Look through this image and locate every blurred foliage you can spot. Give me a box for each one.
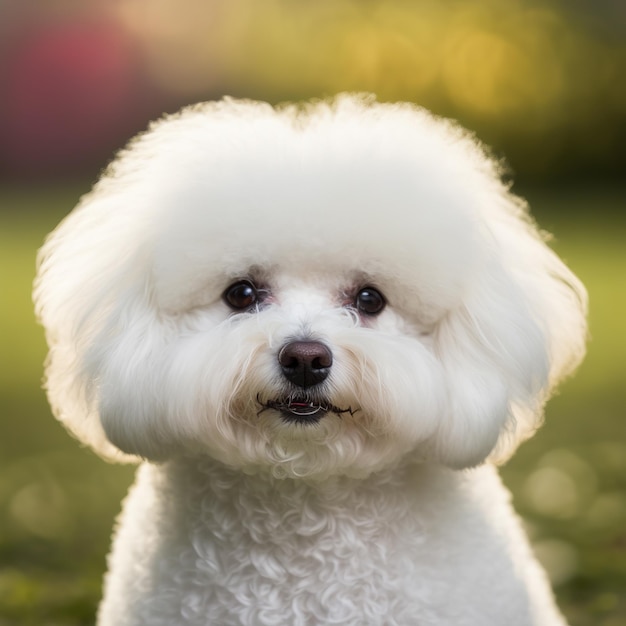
[1,0,625,180]
[0,184,625,624]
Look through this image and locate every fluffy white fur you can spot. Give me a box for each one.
[34,95,587,625]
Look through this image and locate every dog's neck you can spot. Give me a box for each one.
[162,454,418,499]
[139,455,427,539]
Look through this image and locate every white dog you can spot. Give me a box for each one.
[34,95,587,625]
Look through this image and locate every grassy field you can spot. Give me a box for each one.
[0,184,624,625]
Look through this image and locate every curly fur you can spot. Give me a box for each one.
[34,95,587,625]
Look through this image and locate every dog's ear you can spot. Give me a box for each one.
[33,187,151,463]
[427,193,587,469]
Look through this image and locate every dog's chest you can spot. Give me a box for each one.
[98,461,549,626]
[105,460,435,625]
[174,462,424,624]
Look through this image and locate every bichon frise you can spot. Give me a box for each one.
[34,95,587,626]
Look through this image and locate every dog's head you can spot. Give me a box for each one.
[34,96,587,479]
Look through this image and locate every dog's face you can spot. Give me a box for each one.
[34,96,587,479]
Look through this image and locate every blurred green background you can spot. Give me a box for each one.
[1,1,624,625]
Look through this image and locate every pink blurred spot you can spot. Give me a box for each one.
[2,19,149,176]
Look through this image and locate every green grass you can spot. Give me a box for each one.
[1,184,625,625]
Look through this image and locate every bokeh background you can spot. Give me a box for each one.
[1,1,624,624]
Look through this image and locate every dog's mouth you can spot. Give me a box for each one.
[257,395,357,425]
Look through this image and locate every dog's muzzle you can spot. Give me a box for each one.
[254,341,342,424]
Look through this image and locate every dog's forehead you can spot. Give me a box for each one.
[149,181,482,317]
[141,107,490,314]
[153,156,479,254]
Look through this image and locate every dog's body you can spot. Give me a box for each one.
[35,96,586,625]
[99,460,565,626]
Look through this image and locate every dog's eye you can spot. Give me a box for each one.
[223,280,258,310]
[355,287,386,315]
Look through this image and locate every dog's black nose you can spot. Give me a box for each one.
[278,341,333,388]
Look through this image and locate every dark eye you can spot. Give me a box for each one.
[355,287,386,315]
[223,280,258,310]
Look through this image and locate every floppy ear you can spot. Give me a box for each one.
[33,186,150,463]
[428,191,587,469]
